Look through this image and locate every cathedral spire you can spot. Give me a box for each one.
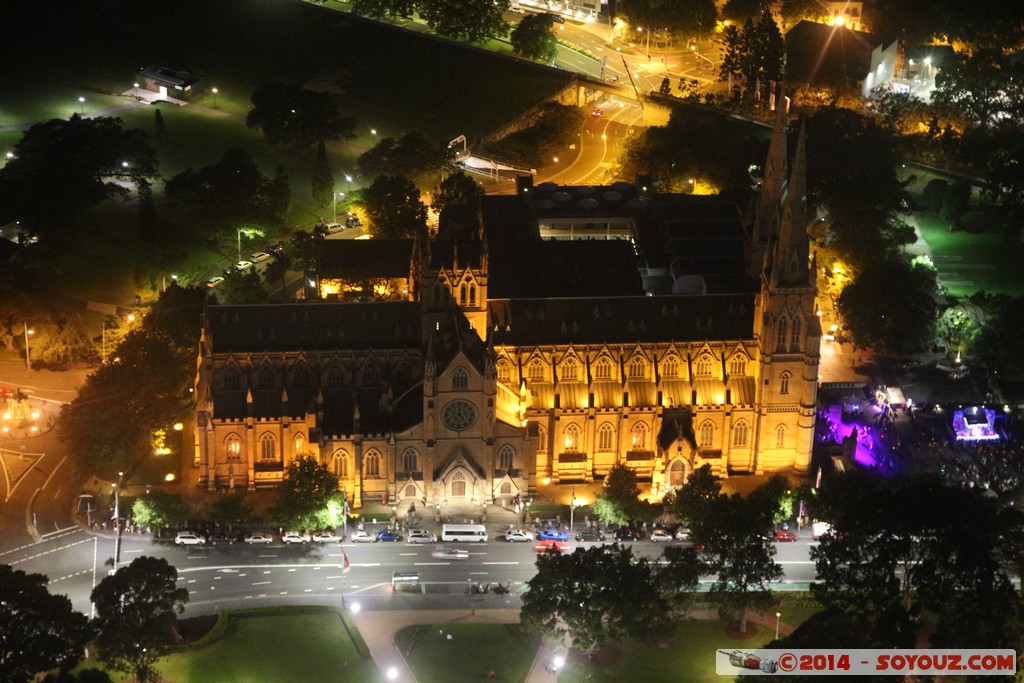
[772,121,810,288]
[752,84,789,247]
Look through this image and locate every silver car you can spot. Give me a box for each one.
[407,530,436,543]
[244,532,273,544]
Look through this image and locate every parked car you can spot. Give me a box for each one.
[244,532,273,544]
[311,531,341,543]
[345,215,362,228]
[546,12,565,23]
[431,547,470,560]
[613,528,645,542]
[537,528,569,542]
[575,529,605,542]
[377,529,402,542]
[174,532,206,545]
[250,251,270,263]
[674,527,691,541]
[649,529,674,543]
[235,260,253,271]
[773,529,798,542]
[505,529,536,543]
[207,532,236,545]
[282,531,310,544]
[407,529,437,544]
[326,222,344,234]
[350,530,376,543]
[535,540,568,553]
[206,276,225,288]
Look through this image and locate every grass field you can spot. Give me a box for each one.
[397,623,539,683]
[85,607,379,683]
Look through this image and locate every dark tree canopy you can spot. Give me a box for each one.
[362,174,428,239]
[718,12,784,101]
[510,13,558,63]
[91,556,189,683]
[357,132,448,178]
[246,82,356,150]
[592,461,648,525]
[670,463,722,523]
[350,0,416,19]
[431,170,481,214]
[418,0,509,44]
[837,258,937,355]
[131,492,188,529]
[870,0,1024,48]
[0,565,92,682]
[0,115,158,235]
[932,49,1024,128]
[311,139,334,208]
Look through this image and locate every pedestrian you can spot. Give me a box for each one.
[488,670,496,679]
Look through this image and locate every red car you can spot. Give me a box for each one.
[591,108,604,118]
[535,540,568,553]
[773,530,798,542]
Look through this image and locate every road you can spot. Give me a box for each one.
[1,526,820,617]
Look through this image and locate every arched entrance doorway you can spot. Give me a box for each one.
[668,458,689,488]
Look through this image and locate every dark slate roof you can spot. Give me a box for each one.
[138,65,203,87]
[487,294,755,346]
[316,239,413,280]
[207,302,421,354]
[649,197,749,293]
[481,196,643,299]
[784,21,880,88]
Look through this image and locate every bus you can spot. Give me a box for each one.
[441,524,488,543]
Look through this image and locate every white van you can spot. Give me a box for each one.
[441,524,488,542]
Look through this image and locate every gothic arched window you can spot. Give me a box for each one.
[628,356,646,379]
[332,449,349,477]
[364,449,381,477]
[598,422,615,450]
[259,433,276,461]
[663,357,679,377]
[223,367,240,390]
[699,421,714,448]
[776,317,788,352]
[594,358,612,380]
[780,372,791,395]
[776,425,786,448]
[561,358,579,381]
[497,360,512,382]
[528,359,545,381]
[790,316,802,352]
[498,444,515,470]
[225,433,241,461]
[452,367,468,390]
[631,422,649,450]
[402,447,418,472]
[563,423,581,451]
[733,421,749,446]
[258,366,275,389]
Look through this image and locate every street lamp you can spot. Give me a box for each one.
[569,487,582,533]
[78,97,85,115]
[775,612,781,640]
[133,82,139,99]
[23,323,33,370]
[333,191,345,223]
[212,87,219,109]
[113,472,125,571]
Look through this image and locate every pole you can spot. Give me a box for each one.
[91,536,98,618]
[569,486,575,533]
[113,473,124,571]
[237,229,241,264]
[775,612,781,640]
[102,322,106,361]
[23,322,31,370]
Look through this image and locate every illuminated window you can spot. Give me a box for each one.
[790,317,802,352]
[498,444,515,470]
[780,372,791,395]
[452,367,468,389]
[564,423,581,451]
[293,432,305,454]
[225,433,241,461]
[364,449,381,477]
[729,356,747,376]
[402,448,418,472]
[459,284,467,306]
[259,433,276,461]
[561,358,579,381]
[223,367,240,390]
[451,470,466,497]
[776,318,788,352]
[776,425,786,448]
[699,421,714,448]
[663,357,679,377]
[497,360,512,382]
[528,359,545,381]
[628,356,646,378]
[469,283,477,306]
[598,422,615,450]
[631,422,649,450]
[594,358,612,380]
[333,449,349,477]
[733,421,748,446]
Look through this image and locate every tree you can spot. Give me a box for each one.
[30,313,92,366]
[431,170,481,214]
[361,174,428,239]
[721,0,770,24]
[975,295,1024,383]
[91,556,189,683]
[311,140,334,208]
[418,0,509,44]
[273,454,343,530]
[837,258,937,355]
[152,108,169,144]
[510,13,558,63]
[779,0,829,28]
[246,82,356,150]
[717,12,782,102]
[357,132,448,178]
[940,179,971,231]
[522,544,672,651]
[350,0,415,19]
[205,492,256,530]
[0,565,92,682]
[659,77,671,95]
[669,463,721,523]
[592,462,647,525]
[0,115,158,236]
[694,484,782,634]
[932,49,1024,128]
[921,178,948,213]
[131,492,188,530]
[216,266,267,304]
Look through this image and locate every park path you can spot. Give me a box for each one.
[352,607,797,682]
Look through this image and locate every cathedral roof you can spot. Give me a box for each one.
[314,239,414,280]
[487,294,754,346]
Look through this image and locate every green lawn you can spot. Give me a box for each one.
[397,623,539,683]
[913,212,1024,298]
[557,620,774,683]
[87,608,378,683]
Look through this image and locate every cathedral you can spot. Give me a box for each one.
[192,100,819,509]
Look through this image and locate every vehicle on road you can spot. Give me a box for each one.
[432,547,470,560]
[174,532,206,545]
[546,12,565,23]
[591,108,604,117]
[377,529,403,542]
[538,528,569,542]
[326,222,344,234]
[674,527,691,540]
[206,276,225,288]
[535,540,568,553]
[773,530,798,542]
[811,521,831,541]
[407,529,436,543]
[235,260,253,271]
[575,529,605,542]
[311,531,341,543]
[207,532,235,545]
[350,530,376,543]
[650,529,673,542]
[345,215,362,228]
[282,531,310,544]
[613,528,645,542]
[441,523,488,542]
[250,251,270,263]
[505,529,535,542]
[244,532,273,544]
